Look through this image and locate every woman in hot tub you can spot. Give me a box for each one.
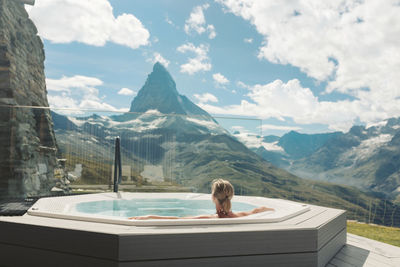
[128,179,274,220]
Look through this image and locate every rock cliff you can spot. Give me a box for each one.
[0,0,57,198]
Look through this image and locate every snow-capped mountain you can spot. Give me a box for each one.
[128,62,214,120]
[247,119,400,199]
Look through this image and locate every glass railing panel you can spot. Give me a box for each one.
[50,108,181,193]
[1,105,400,227]
[0,106,265,197]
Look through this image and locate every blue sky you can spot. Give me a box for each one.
[25,0,400,136]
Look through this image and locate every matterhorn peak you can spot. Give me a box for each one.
[128,63,212,120]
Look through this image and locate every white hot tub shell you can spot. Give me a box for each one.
[27,192,310,226]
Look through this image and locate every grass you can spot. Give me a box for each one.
[347,221,400,247]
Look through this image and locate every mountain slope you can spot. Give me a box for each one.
[278,131,343,159]
[236,131,342,168]
[287,122,400,199]
[243,119,400,200]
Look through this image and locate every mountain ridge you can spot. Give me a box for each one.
[249,120,400,200]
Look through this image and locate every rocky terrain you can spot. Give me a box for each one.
[0,0,57,198]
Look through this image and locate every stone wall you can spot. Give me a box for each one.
[0,0,57,198]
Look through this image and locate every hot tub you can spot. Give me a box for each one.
[28,192,310,226]
[3,192,346,266]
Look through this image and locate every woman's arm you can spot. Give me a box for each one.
[182,214,218,219]
[128,207,273,220]
[234,206,274,217]
[129,214,218,220]
[129,215,180,220]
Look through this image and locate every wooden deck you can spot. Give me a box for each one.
[0,199,346,267]
[328,233,400,267]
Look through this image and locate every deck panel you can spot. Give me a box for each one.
[317,228,346,267]
[118,253,317,267]
[335,251,393,267]
[300,207,344,228]
[279,204,327,225]
[336,245,370,265]
[347,234,400,257]
[0,221,119,260]
[330,257,355,267]
[0,242,117,267]
[0,241,318,267]
[119,229,316,261]
[328,234,400,267]
[317,210,346,249]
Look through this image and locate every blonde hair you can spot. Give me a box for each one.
[211,179,234,214]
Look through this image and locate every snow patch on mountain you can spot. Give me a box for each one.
[366,120,386,128]
[233,133,284,152]
[185,117,227,134]
[341,134,393,163]
[140,109,163,117]
[263,141,285,152]
[68,116,84,127]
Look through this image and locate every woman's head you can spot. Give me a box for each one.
[211,179,234,213]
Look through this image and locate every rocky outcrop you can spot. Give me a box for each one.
[0,0,57,198]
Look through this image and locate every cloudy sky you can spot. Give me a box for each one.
[26,0,400,136]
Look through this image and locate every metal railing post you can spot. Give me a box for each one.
[113,137,122,192]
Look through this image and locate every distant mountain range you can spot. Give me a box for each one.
[50,62,399,225]
[239,120,400,201]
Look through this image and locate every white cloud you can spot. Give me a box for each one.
[26,0,149,49]
[184,4,208,35]
[146,52,170,67]
[216,0,400,131]
[46,75,103,93]
[184,4,217,39]
[46,75,127,114]
[260,124,302,132]
[237,81,250,89]
[198,79,371,132]
[244,38,253,43]
[118,88,136,96]
[207,25,217,39]
[194,93,218,103]
[213,73,229,85]
[79,99,125,111]
[47,94,81,114]
[177,43,212,74]
[165,15,174,26]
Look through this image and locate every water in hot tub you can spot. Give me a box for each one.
[75,198,257,218]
